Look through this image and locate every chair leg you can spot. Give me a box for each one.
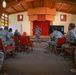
[26,45,30,53]
[11,50,15,58]
[31,44,33,51]
[54,46,58,55]
[72,49,75,64]
[4,53,7,59]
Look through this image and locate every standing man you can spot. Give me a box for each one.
[33,26,42,43]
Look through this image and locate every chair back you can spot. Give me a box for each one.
[23,32,26,36]
[26,36,30,42]
[57,37,66,45]
[19,36,28,45]
[12,36,19,44]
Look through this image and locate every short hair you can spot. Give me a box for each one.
[9,28,12,32]
[69,23,75,29]
[53,27,57,30]
[0,28,3,31]
[4,26,8,31]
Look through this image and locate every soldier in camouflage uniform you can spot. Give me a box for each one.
[62,23,76,52]
[8,28,14,38]
[0,27,15,47]
[45,27,63,53]
[62,23,76,74]
[33,26,42,43]
[0,29,5,71]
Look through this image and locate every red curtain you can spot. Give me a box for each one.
[33,21,50,36]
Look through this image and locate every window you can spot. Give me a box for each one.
[17,15,23,21]
[60,15,66,21]
[1,13,9,27]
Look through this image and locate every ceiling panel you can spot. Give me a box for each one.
[44,0,53,7]
[51,2,62,11]
[32,0,41,8]
[13,4,24,11]
[6,7,17,13]
[21,2,28,10]
[25,2,33,9]
[59,3,72,12]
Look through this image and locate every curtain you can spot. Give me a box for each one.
[33,21,50,36]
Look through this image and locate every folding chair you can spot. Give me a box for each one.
[23,32,26,36]
[12,36,20,51]
[19,36,33,52]
[26,36,33,51]
[0,38,15,58]
[54,37,66,55]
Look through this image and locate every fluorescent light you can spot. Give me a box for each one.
[2,0,6,8]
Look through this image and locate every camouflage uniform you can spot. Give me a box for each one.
[33,27,42,43]
[9,31,14,38]
[62,29,76,50]
[0,52,4,70]
[46,30,63,52]
[0,29,15,47]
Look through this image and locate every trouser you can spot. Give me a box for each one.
[3,40,15,47]
[0,52,4,70]
[36,35,40,43]
[46,40,57,52]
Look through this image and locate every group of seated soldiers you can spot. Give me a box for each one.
[44,23,76,73]
[0,26,15,71]
[45,23,76,53]
[0,27,15,47]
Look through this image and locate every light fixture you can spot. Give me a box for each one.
[61,15,64,19]
[2,0,6,8]
[20,15,22,19]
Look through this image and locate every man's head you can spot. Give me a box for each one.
[0,28,3,31]
[4,26,8,31]
[68,23,75,30]
[9,28,12,32]
[53,27,57,31]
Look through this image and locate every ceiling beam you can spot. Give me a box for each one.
[20,4,26,11]
[67,6,73,13]
[30,2,34,8]
[16,0,34,2]
[41,0,43,7]
[50,1,54,8]
[4,11,10,15]
[58,3,63,11]
[11,7,18,13]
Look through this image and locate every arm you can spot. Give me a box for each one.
[66,32,74,43]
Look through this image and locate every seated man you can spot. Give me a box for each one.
[44,27,63,53]
[14,29,21,37]
[61,23,76,73]
[62,23,76,53]
[0,27,15,47]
